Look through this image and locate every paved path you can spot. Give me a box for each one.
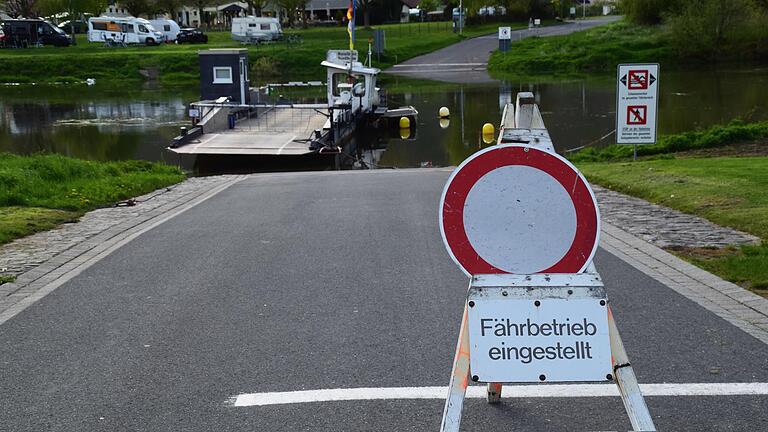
[386,17,622,83]
[1,169,768,431]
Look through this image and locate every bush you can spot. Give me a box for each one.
[621,0,683,24]
[665,0,768,60]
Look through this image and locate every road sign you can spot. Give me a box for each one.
[439,145,599,276]
[467,283,611,383]
[616,63,659,144]
[498,27,511,40]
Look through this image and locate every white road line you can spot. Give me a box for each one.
[230,383,768,407]
[393,63,486,67]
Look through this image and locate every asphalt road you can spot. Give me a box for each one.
[2,169,768,431]
[386,17,622,83]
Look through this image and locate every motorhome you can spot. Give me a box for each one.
[231,17,282,43]
[87,16,165,45]
[149,19,180,42]
[0,19,71,47]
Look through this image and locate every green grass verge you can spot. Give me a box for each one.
[488,21,672,79]
[569,120,768,162]
[0,153,185,245]
[576,156,768,292]
[0,21,537,85]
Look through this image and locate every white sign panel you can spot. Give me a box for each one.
[326,50,358,64]
[570,6,576,14]
[188,108,200,118]
[616,63,659,144]
[468,296,611,382]
[534,19,541,26]
[498,27,511,40]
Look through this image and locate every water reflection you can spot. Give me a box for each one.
[1,67,766,170]
[0,84,195,161]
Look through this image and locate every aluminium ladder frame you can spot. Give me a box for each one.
[438,273,656,432]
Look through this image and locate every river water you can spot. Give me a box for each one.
[1,67,767,171]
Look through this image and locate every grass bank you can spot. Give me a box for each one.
[488,21,672,79]
[0,153,185,246]
[569,120,768,162]
[0,21,533,85]
[571,123,768,293]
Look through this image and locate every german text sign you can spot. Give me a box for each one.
[616,63,659,144]
[467,292,611,383]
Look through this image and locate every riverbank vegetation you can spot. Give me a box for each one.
[0,21,532,85]
[488,0,768,78]
[0,153,185,245]
[572,122,768,294]
[569,120,768,162]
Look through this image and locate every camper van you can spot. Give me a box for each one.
[231,17,282,43]
[87,16,165,45]
[0,19,71,47]
[149,19,180,42]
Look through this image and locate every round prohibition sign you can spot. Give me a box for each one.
[439,145,600,276]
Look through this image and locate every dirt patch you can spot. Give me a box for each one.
[674,141,768,158]
[666,245,741,259]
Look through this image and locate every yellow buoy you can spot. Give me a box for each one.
[482,123,495,136]
[439,118,450,129]
[439,107,450,118]
[399,128,411,139]
[399,116,411,129]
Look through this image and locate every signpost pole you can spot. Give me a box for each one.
[634,143,637,161]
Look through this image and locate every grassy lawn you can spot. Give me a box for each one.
[0,153,185,245]
[0,20,538,85]
[575,155,768,293]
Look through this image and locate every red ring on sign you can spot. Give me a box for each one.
[440,145,598,275]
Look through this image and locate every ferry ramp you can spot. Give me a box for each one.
[170,105,328,156]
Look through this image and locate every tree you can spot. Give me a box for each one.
[2,0,41,17]
[154,0,182,19]
[278,0,304,27]
[39,0,106,45]
[419,0,438,13]
[357,0,374,28]
[244,0,267,15]
[187,0,210,27]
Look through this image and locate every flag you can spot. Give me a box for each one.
[347,1,355,50]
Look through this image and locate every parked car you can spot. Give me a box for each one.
[1,19,71,47]
[58,20,88,34]
[231,17,282,43]
[149,19,180,42]
[87,16,165,45]
[176,27,208,44]
[0,27,5,47]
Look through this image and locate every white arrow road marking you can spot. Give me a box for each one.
[229,383,768,407]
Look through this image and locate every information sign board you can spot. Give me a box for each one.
[467,291,611,383]
[616,63,659,144]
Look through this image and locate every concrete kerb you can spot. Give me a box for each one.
[0,175,246,326]
[601,221,768,345]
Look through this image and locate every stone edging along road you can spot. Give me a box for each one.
[0,170,766,344]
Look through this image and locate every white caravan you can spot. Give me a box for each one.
[231,17,282,43]
[87,16,165,45]
[149,19,181,42]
